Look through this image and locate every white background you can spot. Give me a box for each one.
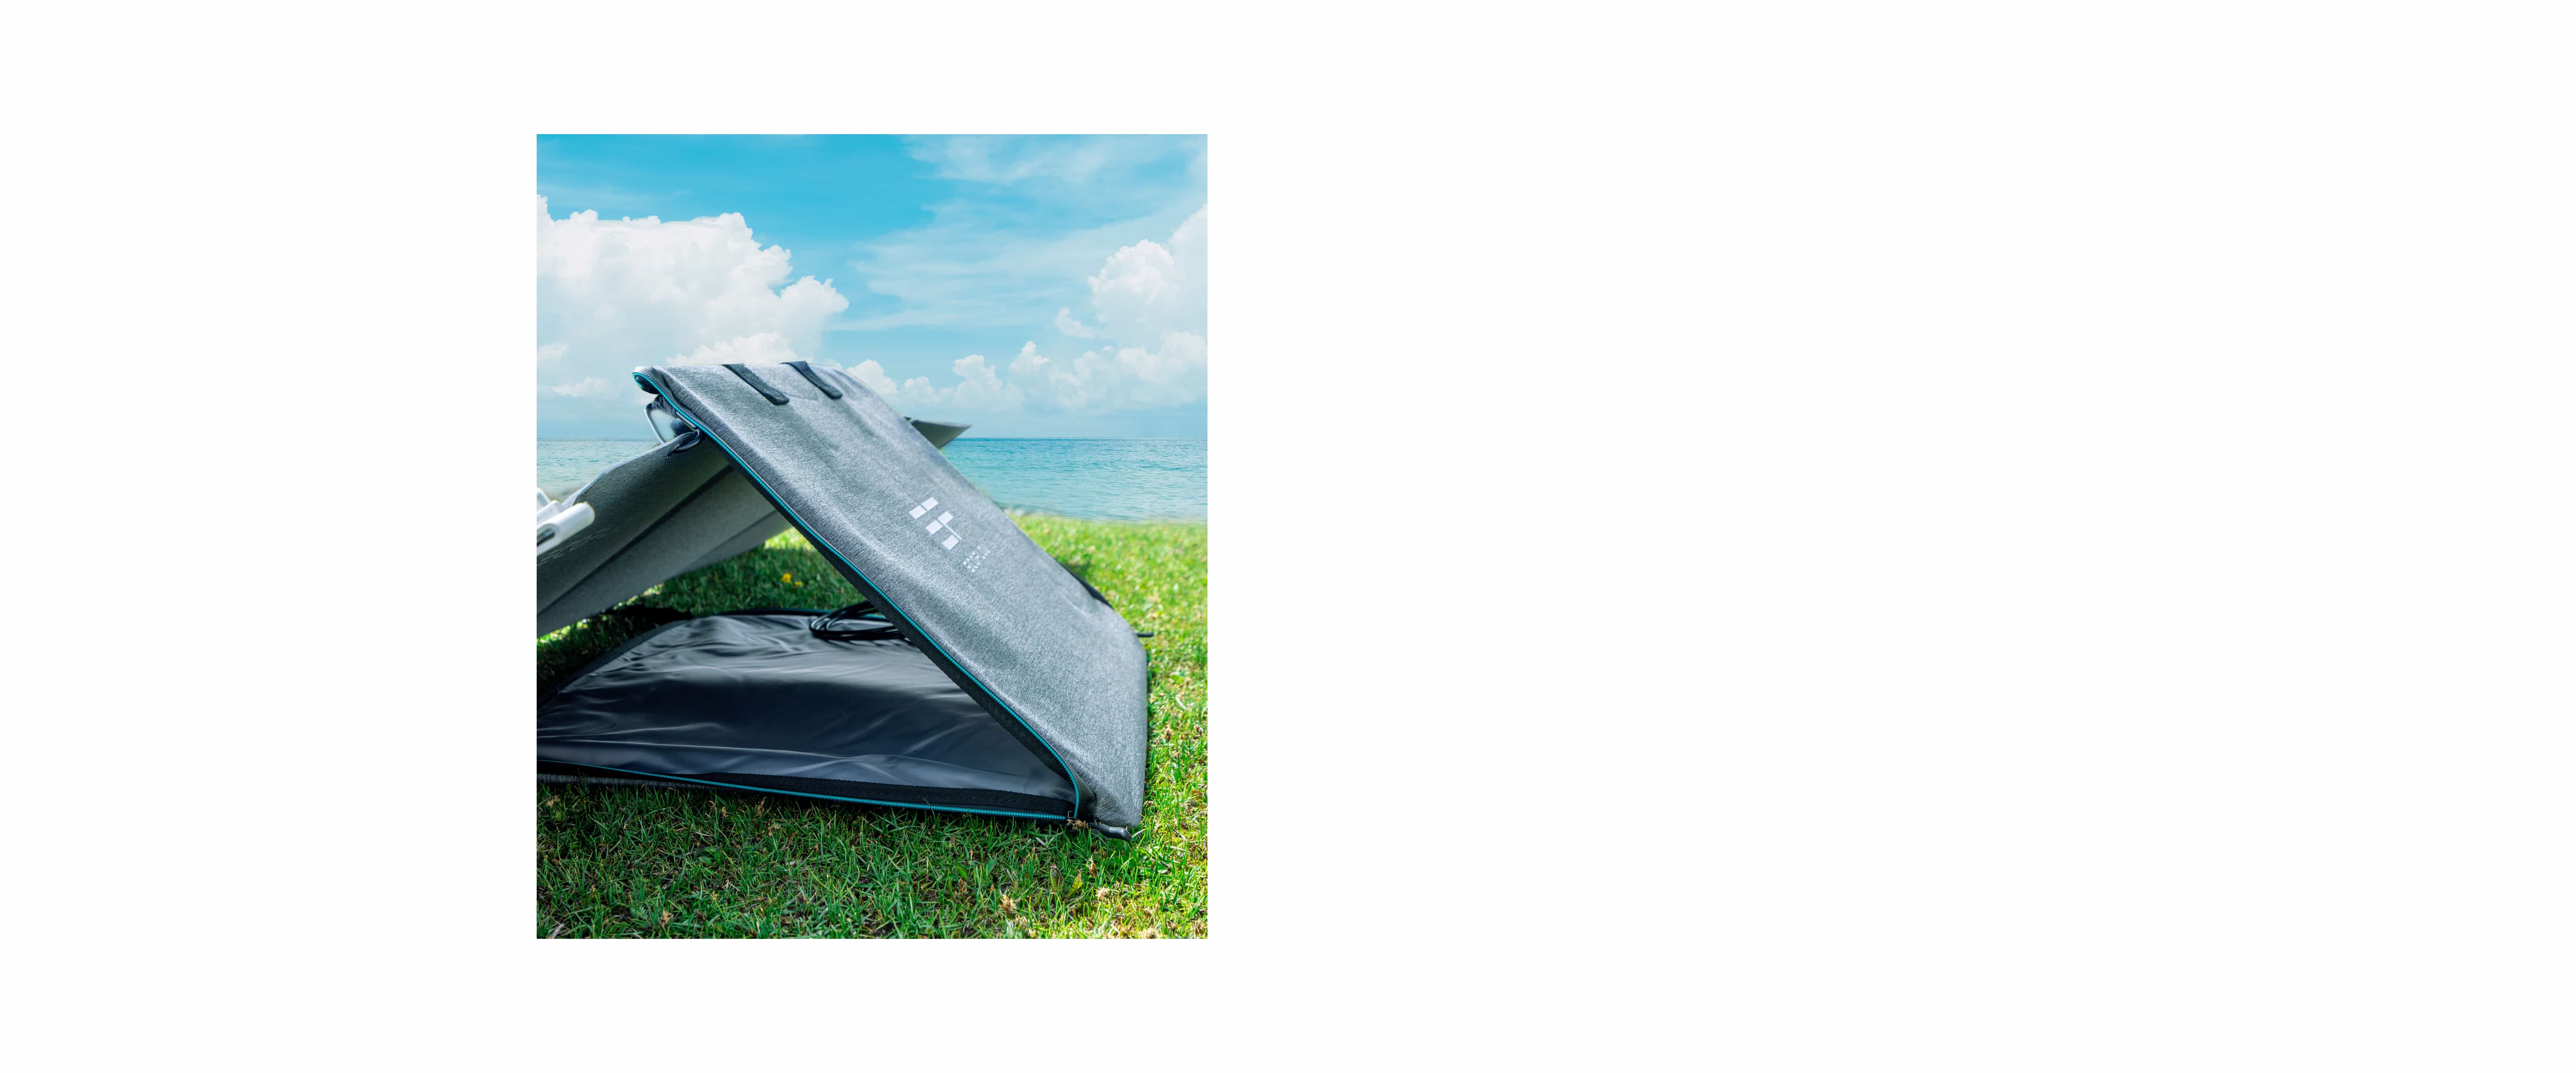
[3,3,2567,1067]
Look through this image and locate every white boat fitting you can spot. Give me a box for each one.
[536,489,596,556]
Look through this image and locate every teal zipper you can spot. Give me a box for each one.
[570,765,1069,821]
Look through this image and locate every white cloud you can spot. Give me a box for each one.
[842,359,900,397]
[907,135,1201,193]
[835,138,1202,337]
[672,331,801,366]
[858,206,1208,416]
[535,186,1204,427]
[536,195,849,424]
[835,205,1195,333]
[1088,205,1205,347]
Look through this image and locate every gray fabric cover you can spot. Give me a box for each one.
[536,444,787,636]
[636,362,1149,830]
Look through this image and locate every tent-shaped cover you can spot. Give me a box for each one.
[536,361,1148,836]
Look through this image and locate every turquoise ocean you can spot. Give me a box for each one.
[538,438,1206,523]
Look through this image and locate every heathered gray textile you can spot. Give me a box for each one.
[637,362,1149,829]
[542,467,782,636]
[537,418,956,637]
[674,510,792,575]
[538,441,734,635]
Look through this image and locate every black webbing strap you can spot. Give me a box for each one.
[722,363,791,405]
[809,602,904,642]
[785,360,844,399]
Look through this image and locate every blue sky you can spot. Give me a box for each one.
[537,135,1206,438]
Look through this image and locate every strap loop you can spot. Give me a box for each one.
[809,602,903,642]
[786,360,844,399]
[723,363,791,405]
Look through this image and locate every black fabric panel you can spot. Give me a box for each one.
[537,613,1075,805]
[537,616,694,706]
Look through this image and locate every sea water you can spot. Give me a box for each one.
[537,438,1206,522]
[537,440,661,501]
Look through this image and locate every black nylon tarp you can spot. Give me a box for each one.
[540,613,1078,817]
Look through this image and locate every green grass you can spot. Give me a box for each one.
[536,515,1207,938]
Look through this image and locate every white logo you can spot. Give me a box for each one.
[908,496,960,550]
